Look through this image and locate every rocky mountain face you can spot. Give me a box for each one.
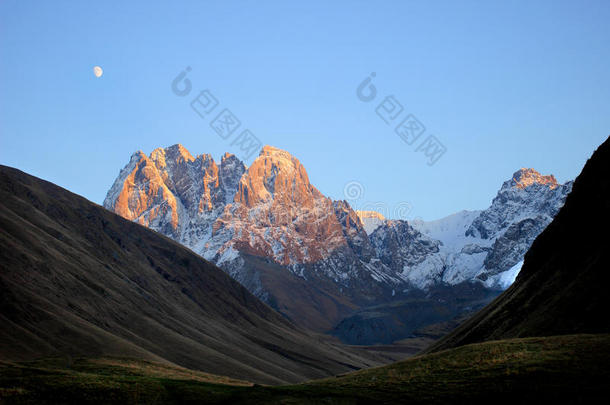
[331,171,571,344]
[105,145,391,331]
[105,145,572,342]
[105,145,353,268]
[408,169,572,289]
[212,145,350,266]
[356,210,386,234]
[104,144,246,244]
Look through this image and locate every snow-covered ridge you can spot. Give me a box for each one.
[356,210,386,234]
[512,167,558,190]
[411,210,481,249]
[410,169,572,288]
[104,145,572,299]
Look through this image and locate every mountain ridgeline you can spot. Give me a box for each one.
[1,136,608,403]
[103,144,572,344]
[0,165,385,385]
[429,135,610,352]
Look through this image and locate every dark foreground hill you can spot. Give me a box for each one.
[2,334,609,404]
[427,135,610,353]
[2,136,610,403]
[0,165,383,385]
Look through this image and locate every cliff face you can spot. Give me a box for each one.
[356,210,386,234]
[105,145,361,267]
[408,168,573,289]
[213,145,350,265]
[512,168,558,190]
[104,144,246,242]
[104,145,573,340]
[466,168,571,241]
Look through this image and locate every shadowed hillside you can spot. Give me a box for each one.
[3,334,609,404]
[2,133,609,401]
[427,135,610,352]
[0,165,384,385]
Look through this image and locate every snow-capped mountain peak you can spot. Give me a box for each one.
[235,145,317,208]
[104,146,573,306]
[356,210,386,234]
[511,168,558,190]
[466,169,571,241]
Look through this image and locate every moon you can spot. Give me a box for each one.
[93,66,103,78]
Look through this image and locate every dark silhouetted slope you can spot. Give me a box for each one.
[428,136,610,352]
[3,334,609,404]
[0,165,382,385]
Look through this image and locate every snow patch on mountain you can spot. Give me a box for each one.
[407,170,571,288]
[105,147,572,301]
[356,210,386,234]
[485,260,523,289]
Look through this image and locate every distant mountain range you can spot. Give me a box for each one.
[2,136,608,403]
[103,144,572,343]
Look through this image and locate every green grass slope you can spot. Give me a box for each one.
[2,334,609,404]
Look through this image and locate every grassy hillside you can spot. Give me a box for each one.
[0,165,384,385]
[2,334,609,404]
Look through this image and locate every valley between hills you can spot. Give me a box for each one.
[102,143,572,346]
[1,135,609,403]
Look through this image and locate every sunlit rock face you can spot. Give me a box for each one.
[212,145,351,265]
[105,145,572,299]
[468,169,572,284]
[104,144,245,243]
[466,168,569,240]
[105,144,367,268]
[105,150,182,238]
[356,210,386,234]
[409,169,572,289]
[512,168,559,190]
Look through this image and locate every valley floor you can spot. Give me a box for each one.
[1,334,609,404]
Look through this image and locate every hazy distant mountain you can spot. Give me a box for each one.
[104,145,572,343]
[428,135,610,352]
[0,165,382,385]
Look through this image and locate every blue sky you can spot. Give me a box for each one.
[1,0,609,220]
